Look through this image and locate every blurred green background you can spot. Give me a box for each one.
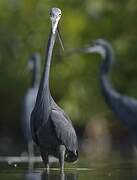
[0,0,137,156]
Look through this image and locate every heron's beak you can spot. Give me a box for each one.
[64,46,88,56]
[51,19,60,34]
[65,44,98,57]
[86,45,106,58]
[57,28,64,51]
[85,46,99,53]
[74,45,99,53]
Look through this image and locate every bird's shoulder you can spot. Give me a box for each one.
[51,98,72,123]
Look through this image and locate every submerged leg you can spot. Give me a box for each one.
[59,145,66,172]
[40,149,49,173]
[28,141,34,171]
[60,171,65,180]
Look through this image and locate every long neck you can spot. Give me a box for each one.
[38,30,56,96]
[31,60,40,88]
[43,31,56,88]
[100,47,119,103]
[32,30,56,124]
[100,46,113,74]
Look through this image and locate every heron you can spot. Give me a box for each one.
[68,39,137,145]
[30,8,78,172]
[21,53,41,169]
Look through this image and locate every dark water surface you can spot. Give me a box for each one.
[0,158,137,180]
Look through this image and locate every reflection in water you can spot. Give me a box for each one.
[1,162,137,180]
[41,170,77,180]
[25,172,41,180]
[24,170,77,180]
[23,164,137,180]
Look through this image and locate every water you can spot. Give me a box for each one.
[0,157,137,180]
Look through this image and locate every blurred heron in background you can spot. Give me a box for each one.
[21,53,41,169]
[31,8,78,172]
[68,39,137,148]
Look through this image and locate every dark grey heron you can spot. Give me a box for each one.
[30,8,78,172]
[69,39,137,145]
[21,53,41,169]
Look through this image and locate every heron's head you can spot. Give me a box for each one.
[67,39,112,59]
[28,53,40,71]
[84,39,111,59]
[50,8,61,34]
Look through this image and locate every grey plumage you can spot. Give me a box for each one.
[22,53,41,142]
[71,39,137,143]
[30,8,78,171]
[22,88,38,141]
[21,53,41,170]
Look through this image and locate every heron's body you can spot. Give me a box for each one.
[21,53,41,167]
[36,100,78,162]
[22,88,38,141]
[31,8,78,171]
[101,73,137,133]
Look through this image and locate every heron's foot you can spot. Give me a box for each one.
[28,141,34,157]
[60,171,65,180]
[40,149,49,173]
[46,163,50,174]
[60,167,64,173]
[28,141,34,171]
[59,145,66,172]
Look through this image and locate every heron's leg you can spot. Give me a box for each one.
[60,171,65,180]
[59,145,66,172]
[40,149,49,172]
[28,141,34,171]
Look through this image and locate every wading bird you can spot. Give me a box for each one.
[31,8,78,172]
[21,53,41,168]
[69,39,137,144]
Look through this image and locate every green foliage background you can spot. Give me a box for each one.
[0,0,137,138]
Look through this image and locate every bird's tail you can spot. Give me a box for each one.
[65,150,78,163]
